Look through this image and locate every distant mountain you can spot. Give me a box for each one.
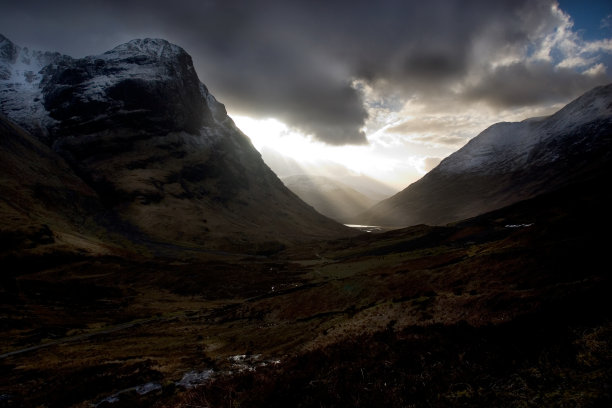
[282,175,379,223]
[334,173,397,203]
[260,146,397,202]
[360,83,612,227]
[0,35,353,254]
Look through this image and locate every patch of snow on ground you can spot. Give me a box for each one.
[176,369,215,389]
[94,382,162,406]
[228,354,281,372]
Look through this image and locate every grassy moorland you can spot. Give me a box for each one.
[1,177,611,407]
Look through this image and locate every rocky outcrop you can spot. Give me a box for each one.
[41,39,212,138]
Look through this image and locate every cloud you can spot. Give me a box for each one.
[462,61,610,107]
[386,123,467,147]
[384,110,484,148]
[584,63,607,76]
[387,116,473,136]
[457,3,612,108]
[1,0,611,145]
[423,157,443,172]
[406,155,444,175]
[412,134,466,148]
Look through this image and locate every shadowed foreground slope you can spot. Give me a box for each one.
[166,166,612,408]
[1,166,610,407]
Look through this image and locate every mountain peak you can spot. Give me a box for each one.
[0,34,211,138]
[104,38,186,60]
[546,83,612,132]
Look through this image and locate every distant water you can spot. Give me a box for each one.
[345,224,382,233]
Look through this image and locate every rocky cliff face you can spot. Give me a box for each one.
[360,84,612,227]
[40,39,215,138]
[0,35,352,253]
[0,34,68,139]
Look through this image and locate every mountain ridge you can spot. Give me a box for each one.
[359,83,612,227]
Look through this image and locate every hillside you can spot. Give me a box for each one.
[0,114,117,257]
[0,35,354,254]
[359,84,612,227]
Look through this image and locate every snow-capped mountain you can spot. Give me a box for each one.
[438,84,612,175]
[0,35,232,139]
[0,34,69,139]
[0,35,353,253]
[360,83,612,227]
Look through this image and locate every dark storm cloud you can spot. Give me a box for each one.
[1,0,609,144]
[463,61,610,107]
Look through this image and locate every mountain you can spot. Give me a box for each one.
[360,83,612,227]
[260,146,397,202]
[0,35,69,140]
[0,113,116,256]
[335,173,397,203]
[0,35,353,254]
[282,174,379,223]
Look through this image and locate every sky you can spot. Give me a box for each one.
[1,0,611,191]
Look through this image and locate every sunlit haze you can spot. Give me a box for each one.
[231,98,566,191]
[232,115,424,191]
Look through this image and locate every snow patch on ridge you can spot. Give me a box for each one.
[104,38,184,60]
[437,120,545,174]
[436,84,612,175]
[0,34,229,143]
[0,35,65,136]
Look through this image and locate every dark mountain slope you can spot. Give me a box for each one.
[0,35,354,253]
[0,114,116,256]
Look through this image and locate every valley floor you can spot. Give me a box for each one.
[1,180,611,407]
